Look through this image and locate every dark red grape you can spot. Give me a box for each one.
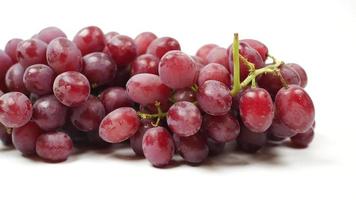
[268,118,297,138]
[53,71,90,107]
[275,85,315,133]
[110,65,131,87]
[142,126,175,167]
[82,52,117,86]
[32,95,67,131]
[173,132,209,164]
[46,37,82,74]
[237,125,267,153]
[104,32,119,44]
[70,95,105,132]
[0,92,32,128]
[12,121,43,155]
[290,127,314,148]
[23,64,55,96]
[0,123,12,146]
[241,39,268,61]
[126,73,171,105]
[37,27,67,44]
[73,26,105,55]
[198,63,231,86]
[16,39,47,67]
[5,63,28,94]
[159,50,198,89]
[206,137,225,155]
[36,131,73,162]
[171,88,196,102]
[130,119,154,156]
[203,113,240,143]
[146,37,181,59]
[104,35,137,67]
[99,107,140,143]
[5,38,23,62]
[267,132,287,144]
[99,87,133,114]
[131,54,159,76]
[167,101,202,137]
[286,63,308,88]
[195,44,219,65]
[197,80,232,116]
[206,47,229,69]
[134,32,157,55]
[239,87,274,133]
[0,50,13,91]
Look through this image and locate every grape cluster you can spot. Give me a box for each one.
[0,27,315,167]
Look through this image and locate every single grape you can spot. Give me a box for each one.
[99,87,133,114]
[5,63,28,94]
[99,107,140,143]
[268,118,297,138]
[0,50,13,91]
[126,73,171,105]
[146,37,181,59]
[16,39,47,68]
[241,39,269,61]
[104,35,137,67]
[23,64,55,96]
[198,63,231,86]
[142,126,175,167]
[73,26,105,55]
[239,87,274,133]
[12,121,43,155]
[173,132,209,164]
[131,54,159,76]
[104,31,119,44]
[197,80,232,116]
[286,63,308,88]
[167,101,202,137]
[37,26,67,44]
[53,71,90,107]
[130,119,154,156]
[195,44,219,65]
[275,85,315,133]
[0,123,12,146]
[206,47,229,69]
[171,88,196,102]
[5,38,23,62]
[237,125,267,153]
[290,127,314,148]
[0,92,32,128]
[46,37,82,74]
[32,95,67,131]
[203,113,240,143]
[82,52,117,86]
[36,131,73,162]
[134,32,157,55]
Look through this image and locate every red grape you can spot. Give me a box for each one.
[171,88,196,102]
[134,32,157,55]
[5,38,23,62]
[36,131,73,162]
[159,50,198,89]
[241,39,268,61]
[131,54,159,76]
[53,71,90,107]
[37,27,67,44]
[198,63,231,86]
[0,50,13,91]
[167,101,202,137]
[73,26,105,55]
[12,121,43,155]
[126,73,171,105]
[0,92,32,128]
[173,132,209,164]
[197,80,232,116]
[268,118,297,138]
[111,65,131,87]
[142,126,175,167]
[104,35,137,67]
[206,137,225,155]
[195,44,219,65]
[16,39,47,67]
[23,64,55,96]
[286,63,308,88]
[130,119,154,156]
[237,125,267,153]
[99,87,133,114]
[290,127,314,148]
[99,107,140,143]
[146,37,181,59]
[5,63,28,94]
[207,47,229,69]
[203,113,240,143]
[46,37,82,74]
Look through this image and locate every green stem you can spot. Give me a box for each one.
[230,33,241,97]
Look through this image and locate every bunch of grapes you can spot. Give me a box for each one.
[0,26,315,167]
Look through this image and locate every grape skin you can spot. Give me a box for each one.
[0,92,32,128]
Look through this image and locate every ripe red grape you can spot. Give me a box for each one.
[126,73,171,105]
[82,52,117,86]
[5,63,28,94]
[237,126,267,153]
[268,118,297,138]
[53,71,90,107]
[0,92,32,128]
[104,35,137,67]
[159,50,198,89]
[32,95,67,131]
[197,80,232,116]
[46,37,82,74]
[99,107,140,143]
[36,131,73,162]
[131,54,159,76]
[73,26,105,55]
[0,50,13,91]
[130,119,154,156]
[206,47,229,69]
[171,88,196,102]
[0,123,12,146]
[239,87,274,133]
[286,63,308,87]
[142,126,175,167]
[5,38,23,62]
[99,87,133,114]
[146,37,181,59]
[134,32,157,55]
[195,44,219,64]
[37,26,67,44]
[203,113,240,143]
[198,63,231,86]
[167,101,202,137]
[16,39,47,67]
[275,85,315,133]
[104,31,119,44]
[241,39,268,61]
[12,121,43,155]
[23,64,55,96]
[173,132,209,164]
[290,127,314,148]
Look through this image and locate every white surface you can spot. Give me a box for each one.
[0,0,355,199]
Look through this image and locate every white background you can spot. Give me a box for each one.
[0,0,355,199]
